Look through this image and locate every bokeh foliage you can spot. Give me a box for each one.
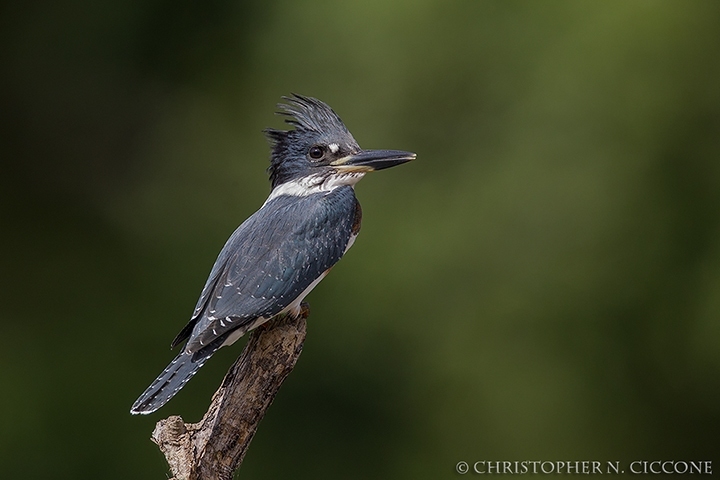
[1,1,719,478]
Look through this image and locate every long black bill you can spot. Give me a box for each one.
[332,149,416,172]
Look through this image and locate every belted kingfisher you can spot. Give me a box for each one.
[131,94,415,414]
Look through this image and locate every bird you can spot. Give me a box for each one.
[130,94,415,414]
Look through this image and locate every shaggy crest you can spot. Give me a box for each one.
[276,94,349,134]
[264,94,355,188]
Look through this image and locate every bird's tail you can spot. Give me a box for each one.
[130,342,222,415]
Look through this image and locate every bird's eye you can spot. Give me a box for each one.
[308,145,324,160]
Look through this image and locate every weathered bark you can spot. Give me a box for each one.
[151,305,309,480]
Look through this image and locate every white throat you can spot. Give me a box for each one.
[264,171,365,205]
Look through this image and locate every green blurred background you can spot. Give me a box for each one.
[1,0,719,478]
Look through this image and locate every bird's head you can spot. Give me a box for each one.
[264,94,415,189]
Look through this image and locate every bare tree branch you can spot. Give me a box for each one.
[151,305,309,480]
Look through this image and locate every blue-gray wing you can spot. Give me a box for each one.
[176,186,358,353]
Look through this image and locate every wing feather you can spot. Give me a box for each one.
[182,186,357,352]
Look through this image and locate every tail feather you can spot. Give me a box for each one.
[130,342,222,415]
